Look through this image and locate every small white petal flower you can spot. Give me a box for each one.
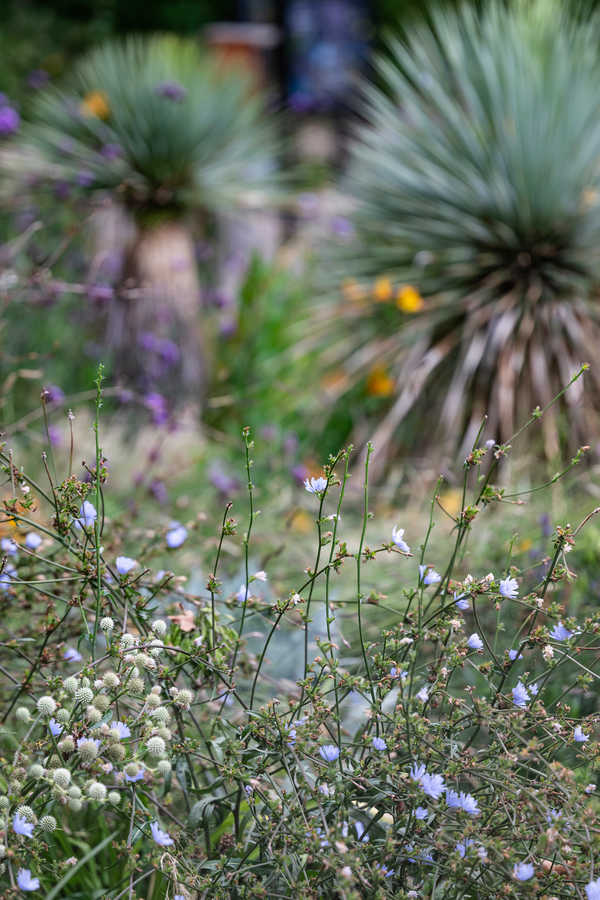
[391,526,410,553]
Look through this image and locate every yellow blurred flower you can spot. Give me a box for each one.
[581,188,598,211]
[290,509,312,533]
[440,488,462,517]
[366,366,395,397]
[373,276,393,302]
[81,91,110,120]
[518,538,532,553]
[396,285,424,313]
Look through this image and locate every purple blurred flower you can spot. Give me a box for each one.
[43,384,65,405]
[150,479,168,504]
[27,69,49,90]
[155,81,187,102]
[0,104,20,136]
[76,170,95,187]
[331,216,354,239]
[64,647,83,662]
[87,283,114,302]
[54,181,72,201]
[209,464,240,496]
[100,143,122,160]
[219,317,237,339]
[291,463,309,486]
[144,392,169,425]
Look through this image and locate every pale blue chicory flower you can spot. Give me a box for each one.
[319,744,340,762]
[513,861,534,881]
[304,476,327,494]
[499,577,518,598]
[150,821,174,846]
[17,868,40,891]
[13,813,34,837]
[166,523,187,548]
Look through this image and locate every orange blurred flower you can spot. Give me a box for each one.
[397,285,424,313]
[81,91,110,119]
[341,278,367,303]
[321,369,349,397]
[373,276,393,302]
[366,366,395,397]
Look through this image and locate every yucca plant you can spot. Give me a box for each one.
[1,35,279,396]
[311,0,600,464]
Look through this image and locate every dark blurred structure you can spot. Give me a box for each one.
[277,0,371,115]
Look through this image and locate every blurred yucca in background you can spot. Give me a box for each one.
[6,34,277,210]
[314,0,600,463]
[1,35,279,396]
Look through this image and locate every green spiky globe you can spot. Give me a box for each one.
[320,1,600,460]
[7,34,277,214]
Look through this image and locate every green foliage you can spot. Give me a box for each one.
[314,0,600,461]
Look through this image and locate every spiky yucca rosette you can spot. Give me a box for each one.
[0,35,280,399]
[314,2,600,462]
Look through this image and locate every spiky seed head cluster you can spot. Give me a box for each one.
[157,759,171,775]
[16,805,35,822]
[152,619,167,636]
[103,671,120,689]
[16,707,31,723]
[86,706,102,724]
[78,739,99,761]
[64,677,78,694]
[93,694,110,712]
[146,735,166,757]
[28,764,45,779]
[74,687,94,705]
[56,709,70,724]
[173,688,193,709]
[39,815,57,832]
[53,768,71,788]
[58,736,75,753]
[151,707,170,723]
[88,782,107,801]
[119,634,136,651]
[108,791,120,805]
[36,696,57,716]
[100,617,114,632]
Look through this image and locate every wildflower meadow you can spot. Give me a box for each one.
[0,364,598,898]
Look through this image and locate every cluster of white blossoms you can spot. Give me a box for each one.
[3,614,197,886]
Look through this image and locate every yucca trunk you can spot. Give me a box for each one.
[91,203,206,401]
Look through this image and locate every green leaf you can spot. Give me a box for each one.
[45,829,119,900]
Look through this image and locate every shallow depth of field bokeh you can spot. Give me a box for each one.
[1,1,600,898]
